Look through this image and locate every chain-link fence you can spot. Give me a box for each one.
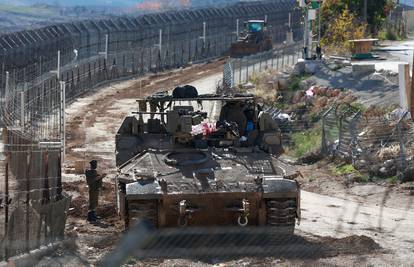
[224,42,303,87]
[322,104,413,180]
[0,130,71,260]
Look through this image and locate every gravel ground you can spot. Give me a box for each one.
[303,62,400,107]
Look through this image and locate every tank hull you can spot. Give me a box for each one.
[118,168,300,230]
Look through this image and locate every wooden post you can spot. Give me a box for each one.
[25,150,31,252]
[399,63,411,112]
[411,52,414,119]
[5,152,9,238]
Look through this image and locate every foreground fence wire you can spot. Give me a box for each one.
[0,1,304,260]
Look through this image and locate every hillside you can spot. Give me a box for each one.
[0,0,246,32]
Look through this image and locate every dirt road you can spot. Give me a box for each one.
[64,59,225,175]
[299,190,414,265]
[61,61,414,266]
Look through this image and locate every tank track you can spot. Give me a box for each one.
[266,199,296,234]
[126,200,158,228]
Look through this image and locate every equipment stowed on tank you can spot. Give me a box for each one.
[115,85,301,234]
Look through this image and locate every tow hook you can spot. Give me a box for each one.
[237,199,250,227]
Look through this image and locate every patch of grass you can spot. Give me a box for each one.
[288,74,311,91]
[350,101,366,112]
[332,164,371,183]
[378,30,403,41]
[288,127,322,158]
[386,175,399,184]
[333,164,359,175]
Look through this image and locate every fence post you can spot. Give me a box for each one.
[20,88,25,128]
[321,105,334,155]
[259,53,262,72]
[4,150,9,259]
[337,115,344,157]
[232,59,235,86]
[4,71,9,101]
[397,112,408,179]
[4,150,9,238]
[25,150,31,252]
[252,58,255,77]
[349,112,361,165]
[59,81,66,163]
[238,58,242,85]
[246,59,249,82]
[321,113,327,155]
[276,50,280,70]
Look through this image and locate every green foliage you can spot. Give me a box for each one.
[333,164,359,175]
[321,8,367,53]
[356,174,370,183]
[320,0,397,52]
[378,29,403,41]
[378,30,396,41]
[321,0,395,33]
[350,101,366,112]
[386,175,399,184]
[332,164,370,183]
[288,74,310,91]
[288,127,322,158]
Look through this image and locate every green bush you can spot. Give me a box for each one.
[378,29,401,41]
[332,164,370,183]
[333,164,359,175]
[288,127,322,158]
[288,74,311,91]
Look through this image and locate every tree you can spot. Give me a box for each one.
[321,8,367,53]
[321,0,396,34]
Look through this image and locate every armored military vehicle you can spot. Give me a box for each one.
[229,20,273,58]
[115,86,300,233]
